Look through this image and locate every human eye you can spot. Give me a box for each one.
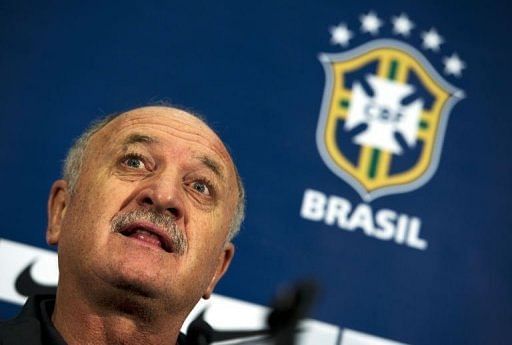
[120,153,148,170]
[190,179,214,197]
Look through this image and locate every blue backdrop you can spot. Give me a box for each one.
[0,1,510,344]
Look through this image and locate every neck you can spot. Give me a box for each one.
[52,283,185,345]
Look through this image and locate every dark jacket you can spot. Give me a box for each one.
[0,295,65,345]
[0,295,186,345]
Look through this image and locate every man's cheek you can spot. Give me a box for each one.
[210,209,231,242]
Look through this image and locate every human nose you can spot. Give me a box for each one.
[135,173,184,220]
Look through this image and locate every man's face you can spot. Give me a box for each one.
[47,107,238,315]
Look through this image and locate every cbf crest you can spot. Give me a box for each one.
[317,13,465,200]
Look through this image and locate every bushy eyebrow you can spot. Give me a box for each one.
[120,133,225,180]
[197,155,225,181]
[122,133,158,146]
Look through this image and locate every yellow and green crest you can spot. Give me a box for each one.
[317,39,464,200]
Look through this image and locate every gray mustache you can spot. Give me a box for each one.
[111,209,187,255]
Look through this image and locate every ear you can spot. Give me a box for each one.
[202,242,235,299]
[46,180,70,245]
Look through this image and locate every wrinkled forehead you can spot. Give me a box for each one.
[91,106,233,163]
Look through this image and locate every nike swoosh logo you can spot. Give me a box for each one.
[186,308,273,344]
[15,261,57,297]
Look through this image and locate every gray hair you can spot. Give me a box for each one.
[62,108,245,241]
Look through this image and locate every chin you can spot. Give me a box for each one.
[87,255,164,301]
[94,280,162,321]
[108,264,166,298]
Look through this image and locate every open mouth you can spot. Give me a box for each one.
[119,223,173,253]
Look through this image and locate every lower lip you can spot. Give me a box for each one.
[120,233,166,252]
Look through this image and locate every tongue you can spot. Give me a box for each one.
[129,229,163,248]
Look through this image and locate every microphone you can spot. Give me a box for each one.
[185,280,318,345]
[184,310,214,345]
[267,280,318,345]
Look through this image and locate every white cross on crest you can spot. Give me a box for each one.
[344,75,423,155]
